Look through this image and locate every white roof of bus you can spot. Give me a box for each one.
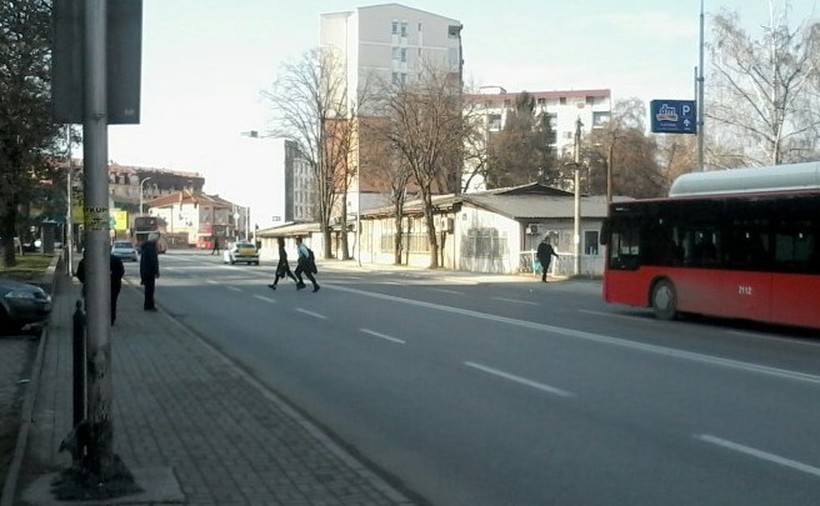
[669,161,820,197]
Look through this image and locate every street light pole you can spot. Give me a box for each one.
[139,176,152,215]
[573,117,582,277]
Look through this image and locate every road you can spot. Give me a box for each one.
[128,250,820,506]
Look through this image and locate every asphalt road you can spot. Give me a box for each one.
[132,250,820,506]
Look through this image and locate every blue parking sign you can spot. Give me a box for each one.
[650,100,697,134]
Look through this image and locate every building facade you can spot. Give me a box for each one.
[463,86,612,192]
[320,3,463,217]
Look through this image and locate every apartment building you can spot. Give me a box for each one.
[320,3,463,214]
[463,86,612,192]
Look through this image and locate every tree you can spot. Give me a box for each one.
[262,48,361,259]
[379,64,466,268]
[359,116,413,264]
[583,98,667,199]
[0,0,63,267]
[708,2,820,166]
[484,92,556,189]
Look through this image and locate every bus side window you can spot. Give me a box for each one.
[609,229,640,270]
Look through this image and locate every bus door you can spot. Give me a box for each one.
[720,220,773,321]
[769,217,819,328]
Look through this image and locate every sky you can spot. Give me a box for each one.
[106,0,819,199]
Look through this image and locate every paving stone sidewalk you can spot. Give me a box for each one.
[13,273,418,505]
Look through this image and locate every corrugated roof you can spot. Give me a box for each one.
[464,194,615,219]
[257,221,322,237]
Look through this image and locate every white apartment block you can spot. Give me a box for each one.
[320,3,463,215]
[463,86,612,192]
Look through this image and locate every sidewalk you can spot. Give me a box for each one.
[10,271,418,505]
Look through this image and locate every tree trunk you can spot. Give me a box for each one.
[1,200,18,268]
[340,193,350,260]
[421,192,439,268]
[393,211,403,265]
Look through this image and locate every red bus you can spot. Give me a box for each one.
[602,162,820,329]
[196,223,229,250]
[133,216,167,254]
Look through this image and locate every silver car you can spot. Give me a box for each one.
[111,240,139,262]
[0,277,53,332]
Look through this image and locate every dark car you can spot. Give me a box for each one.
[0,277,53,331]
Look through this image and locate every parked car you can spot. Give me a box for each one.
[223,240,259,265]
[0,277,53,331]
[111,240,139,262]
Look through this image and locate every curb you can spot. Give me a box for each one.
[1,253,62,506]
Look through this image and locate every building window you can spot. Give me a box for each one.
[487,114,502,131]
[392,47,400,60]
[593,111,611,126]
[418,22,422,32]
[559,97,567,105]
[392,72,400,85]
[400,73,407,85]
[392,21,398,34]
[448,25,460,38]
[400,22,407,37]
[585,230,600,255]
[400,48,407,62]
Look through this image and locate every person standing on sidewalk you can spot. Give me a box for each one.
[211,236,221,255]
[75,253,125,325]
[294,236,319,292]
[268,237,298,290]
[536,235,559,282]
[140,234,160,310]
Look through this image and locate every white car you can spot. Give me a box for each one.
[111,240,139,262]
[223,241,259,265]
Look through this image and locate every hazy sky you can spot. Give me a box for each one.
[107,0,819,192]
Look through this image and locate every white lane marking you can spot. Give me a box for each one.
[726,330,820,348]
[206,279,219,285]
[430,288,464,295]
[253,295,276,304]
[578,308,654,323]
[360,328,405,345]
[326,284,820,387]
[465,362,574,398]
[296,308,327,320]
[492,297,539,306]
[227,286,241,292]
[696,434,820,479]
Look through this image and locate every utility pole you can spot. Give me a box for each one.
[573,117,582,277]
[65,125,74,274]
[82,0,116,478]
[696,0,705,171]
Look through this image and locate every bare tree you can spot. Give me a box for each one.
[583,99,667,198]
[708,2,820,165]
[380,64,465,268]
[262,48,361,259]
[359,116,412,264]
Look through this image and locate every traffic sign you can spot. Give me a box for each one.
[650,99,697,134]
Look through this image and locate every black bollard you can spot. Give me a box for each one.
[72,299,86,427]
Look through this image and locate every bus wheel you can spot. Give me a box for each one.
[651,280,677,321]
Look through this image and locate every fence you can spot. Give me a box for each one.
[519,250,604,278]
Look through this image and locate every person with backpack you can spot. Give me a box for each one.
[294,236,319,292]
[268,237,298,290]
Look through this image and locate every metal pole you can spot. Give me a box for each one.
[573,117,582,277]
[697,0,705,171]
[66,125,74,274]
[606,142,613,204]
[83,0,114,471]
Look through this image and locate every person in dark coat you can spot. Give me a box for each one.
[211,236,220,255]
[294,236,319,292]
[76,253,125,325]
[268,237,298,290]
[140,235,160,310]
[536,236,559,282]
